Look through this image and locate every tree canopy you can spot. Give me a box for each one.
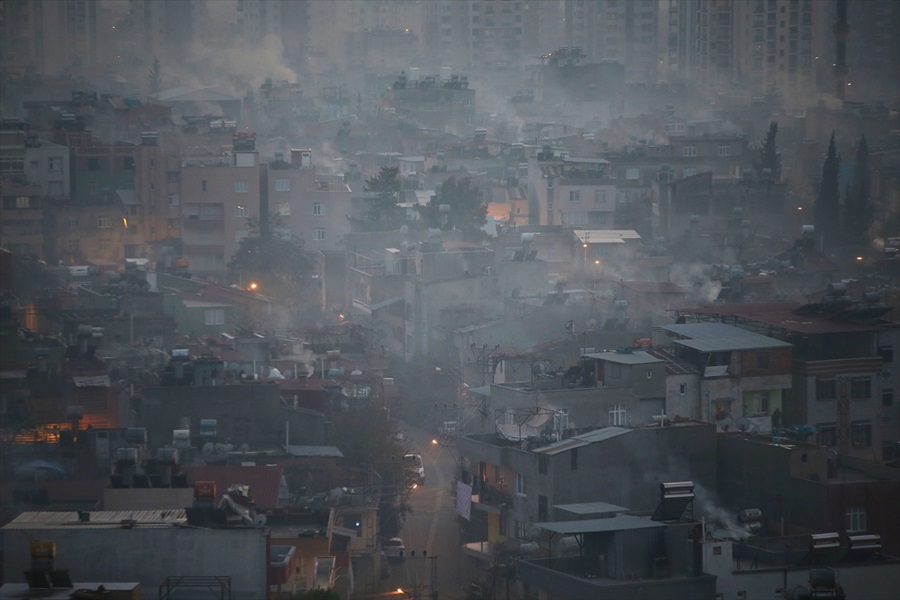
[814,132,841,250]
[417,176,487,237]
[227,217,318,314]
[755,121,782,181]
[354,165,404,231]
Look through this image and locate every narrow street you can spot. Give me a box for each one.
[388,420,469,600]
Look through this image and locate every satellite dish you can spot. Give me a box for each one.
[254,514,267,527]
[202,442,215,456]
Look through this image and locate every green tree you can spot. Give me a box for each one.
[814,132,841,250]
[418,176,487,237]
[227,219,317,313]
[291,589,341,600]
[843,135,872,249]
[354,165,404,231]
[147,57,161,97]
[755,121,782,181]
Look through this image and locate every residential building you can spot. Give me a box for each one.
[457,422,716,565]
[653,322,794,432]
[528,150,618,228]
[379,71,476,136]
[179,132,261,279]
[673,297,899,462]
[267,149,353,253]
[563,0,663,85]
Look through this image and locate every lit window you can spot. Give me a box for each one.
[275,178,291,192]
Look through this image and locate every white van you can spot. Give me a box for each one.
[403,453,425,486]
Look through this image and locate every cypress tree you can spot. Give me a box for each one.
[814,132,841,251]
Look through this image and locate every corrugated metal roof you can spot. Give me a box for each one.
[554,501,629,515]
[5,510,186,529]
[534,427,631,455]
[287,445,344,458]
[659,322,791,352]
[582,350,662,365]
[538,515,664,534]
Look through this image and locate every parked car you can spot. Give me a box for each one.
[383,537,405,561]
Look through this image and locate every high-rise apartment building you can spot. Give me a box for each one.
[564,0,663,85]
[0,0,99,76]
[666,0,832,101]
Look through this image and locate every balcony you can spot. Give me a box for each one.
[471,483,512,514]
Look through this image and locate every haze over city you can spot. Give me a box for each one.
[0,1,898,599]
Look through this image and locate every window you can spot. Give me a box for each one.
[313,202,324,216]
[851,421,872,447]
[850,377,871,400]
[571,448,579,471]
[682,145,697,157]
[204,308,225,326]
[15,196,30,208]
[846,507,866,533]
[314,227,326,241]
[538,495,549,521]
[756,352,770,369]
[609,404,626,426]
[515,520,527,539]
[167,171,179,183]
[201,180,208,192]
[718,145,731,156]
[515,472,525,495]
[235,205,247,217]
[625,167,640,180]
[49,157,63,172]
[276,202,291,216]
[568,190,581,203]
[816,423,836,446]
[275,178,291,192]
[816,378,836,401]
[168,194,179,206]
[234,180,248,193]
[97,216,112,228]
[595,190,607,203]
[538,454,548,474]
